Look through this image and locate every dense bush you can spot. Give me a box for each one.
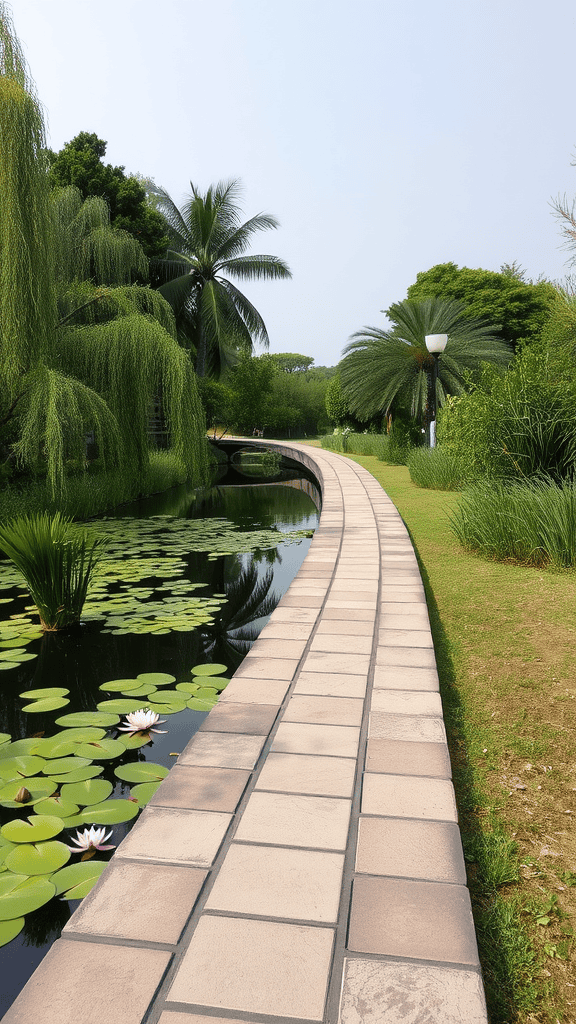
[451,477,576,567]
[408,448,469,490]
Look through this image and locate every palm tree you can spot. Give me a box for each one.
[340,298,512,429]
[153,179,291,377]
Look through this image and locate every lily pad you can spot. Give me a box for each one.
[55,712,120,729]
[51,860,108,899]
[175,682,200,694]
[60,779,113,806]
[96,698,153,715]
[123,684,157,697]
[0,734,10,746]
[33,797,81,819]
[22,697,70,713]
[0,778,57,808]
[114,762,169,784]
[191,663,228,676]
[121,732,154,750]
[129,781,161,806]
[30,737,81,759]
[73,738,126,760]
[40,757,92,776]
[1,814,64,844]
[196,676,229,690]
[0,755,46,782]
[80,799,139,825]
[98,678,142,693]
[19,687,70,699]
[0,917,24,947]
[146,700,187,715]
[0,874,55,921]
[136,672,176,686]
[194,687,219,699]
[5,840,71,875]
[0,738,39,759]
[45,765,104,785]
[187,696,219,711]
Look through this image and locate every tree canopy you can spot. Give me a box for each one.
[405,262,556,353]
[340,298,512,427]
[269,352,315,373]
[48,132,169,262]
[154,179,291,377]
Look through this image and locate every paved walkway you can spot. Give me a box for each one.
[4,443,488,1024]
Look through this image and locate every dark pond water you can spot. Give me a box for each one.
[0,459,319,1015]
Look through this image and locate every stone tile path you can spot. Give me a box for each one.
[4,443,488,1024]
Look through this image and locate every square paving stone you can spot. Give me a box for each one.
[167,915,334,1020]
[158,1015,263,1024]
[247,638,308,659]
[369,711,446,743]
[198,701,278,734]
[218,677,291,704]
[321,605,376,620]
[272,606,320,622]
[64,860,207,944]
[114,806,231,866]
[375,646,437,669]
[205,843,345,921]
[294,671,368,698]
[365,738,452,778]
[379,628,433,648]
[339,958,488,1024]
[316,618,374,636]
[310,633,373,655]
[381,586,425,602]
[362,773,457,820]
[283,694,364,726]
[348,876,479,965]
[256,751,356,797]
[258,622,314,640]
[303,651,371,675]
[371,690,443,716]
[234,790,352,849]
[233,656,299,680]
[356,817,466,882]
[178,732,265,769]
[2,939,171,1024]
[149,765,250,812]
[381,613,430,630]
[372,664,439,691]
[272,721,360,757]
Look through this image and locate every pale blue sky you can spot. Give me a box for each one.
[12,0,576,366]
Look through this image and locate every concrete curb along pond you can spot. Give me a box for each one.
[4,442,488,1024]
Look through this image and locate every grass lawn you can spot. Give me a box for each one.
[341,455,576,1024]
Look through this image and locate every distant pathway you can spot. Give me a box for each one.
[4,442,487,1024]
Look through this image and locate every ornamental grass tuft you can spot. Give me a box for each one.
[0,511,103,629]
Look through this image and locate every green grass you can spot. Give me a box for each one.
[407,446,468,490]
[339,454,576,1024]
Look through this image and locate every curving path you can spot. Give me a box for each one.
[4,443,488,1024]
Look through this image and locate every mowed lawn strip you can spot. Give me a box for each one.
[344,455,576,1024]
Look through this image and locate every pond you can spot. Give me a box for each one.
[0,455,320,1015]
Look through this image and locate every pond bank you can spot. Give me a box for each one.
[3,441,487,1024]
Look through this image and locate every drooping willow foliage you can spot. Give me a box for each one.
[0,4,208,501]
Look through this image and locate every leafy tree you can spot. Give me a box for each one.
[154,179,291,377]
[48,132,169,261]
[406,262,556,352]
[340,298,512,429]
[225,355,277,433]
[325,373,352,426]
[269,352,315,373]
[0,9,207,498]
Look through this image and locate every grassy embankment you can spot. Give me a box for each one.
[337,452,576,1024]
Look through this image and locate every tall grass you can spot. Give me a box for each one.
[320,432,404,462]
[408,447,469,491]
[451,476,576,567]
[0,512,103,629]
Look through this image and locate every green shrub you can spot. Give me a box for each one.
[0,512,103,630]
[408,447,468,490]
[451,476,576,567]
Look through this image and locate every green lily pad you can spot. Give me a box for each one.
[0,738,39,759]
[55,712,120,728]
[175,682,200,694]
[136,672,176,686]
[33,797,81,818]
[30,737,80,759]
[2,814,65,844]
[20,687,70,699]
[60,779,113,806]
[0,874,55,921]
[0,734,10,746]
[187,696,219,711]
[121,732,154,750]
[191,663,228,676]
[5,840,71,875]
[96,698,152,714]
[45,765,104,784]
[22,697,70,713]
[0,778,57,808]
[81,799,139,825]
[40,757,92,776]
[98,678,141,692]
[49,727,107,743]
[114,762,169,784]
[129,781,161,806]
[194,687,219,699]
[121,683,157,698]
[146,700,186,715]
[73,738,126,760]
[51,860,108,899]
[0,755,46,782]
[0,917,24,947]
[196,676,229,690]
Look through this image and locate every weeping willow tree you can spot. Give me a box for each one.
[0,4,207,500]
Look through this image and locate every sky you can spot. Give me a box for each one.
[10,0,576,367]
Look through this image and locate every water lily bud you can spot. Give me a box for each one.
[14,786,31,803]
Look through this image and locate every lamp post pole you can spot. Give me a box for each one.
[424,334,448,448]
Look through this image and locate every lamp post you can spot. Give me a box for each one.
[424,334,448,448]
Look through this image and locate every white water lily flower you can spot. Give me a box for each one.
[65,825,115,853]
[118,708,167,734]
